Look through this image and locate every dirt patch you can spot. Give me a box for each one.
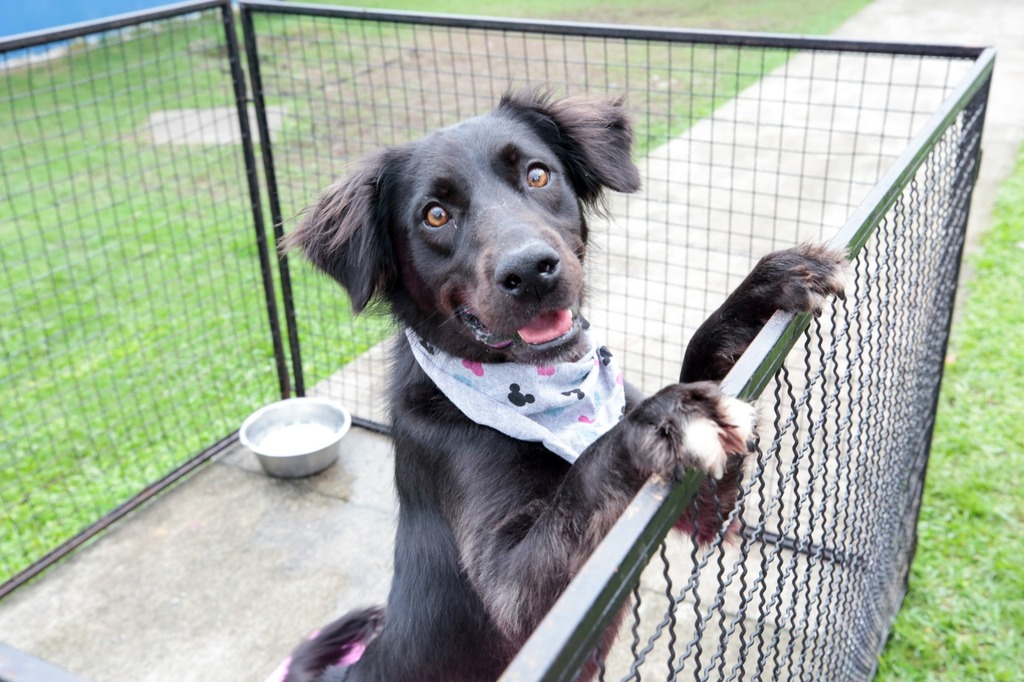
[144,105,286,145]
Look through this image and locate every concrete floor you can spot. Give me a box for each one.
[1,1,1023,681]
[0,430,397,682]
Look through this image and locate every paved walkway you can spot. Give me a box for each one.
[1,2,1022,680]
[834,0,1024,252]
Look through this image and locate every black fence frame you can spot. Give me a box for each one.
[0,0,286,599]
[238,0,987,421]
[501,51,993,679]
[0,0,995,678]
[237,4,994,678]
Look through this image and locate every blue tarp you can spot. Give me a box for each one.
[2,1,171,38]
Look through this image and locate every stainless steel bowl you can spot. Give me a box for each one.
[239,397,351,478]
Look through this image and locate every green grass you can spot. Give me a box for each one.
[876,147,1024,679]
[0,2,875,584]
[309,0,870,34]
[280,0,873,158]
[0,17,379,580]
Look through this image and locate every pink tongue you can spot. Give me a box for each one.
[517,309,573,345]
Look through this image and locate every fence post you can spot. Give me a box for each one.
[240,6,306,397]
[220,0,292,399]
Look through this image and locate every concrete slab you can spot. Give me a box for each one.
[833,0,1024,253]
[0,428,397,682]
[144,105,286,146]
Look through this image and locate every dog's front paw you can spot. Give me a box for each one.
[755,243,851,317]
[624,382,756,481]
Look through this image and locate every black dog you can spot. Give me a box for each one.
[277,90,847,682]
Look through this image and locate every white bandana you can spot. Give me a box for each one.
[404,329,627,463]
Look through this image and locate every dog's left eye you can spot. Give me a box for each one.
[423,203,450,228]
[526,165,550,188]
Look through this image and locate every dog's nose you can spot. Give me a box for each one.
[495,243,562,298]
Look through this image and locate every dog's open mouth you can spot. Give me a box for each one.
[457,306,581,352]
[516,308,574,344]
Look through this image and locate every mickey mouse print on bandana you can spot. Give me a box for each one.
[405,329,627,463]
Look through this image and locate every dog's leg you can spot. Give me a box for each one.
[460,381,755,646]
[671,243,848,542]
[680,243,850,383]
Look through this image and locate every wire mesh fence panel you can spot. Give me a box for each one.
[240,4,990,679]
[594,87,985,681]
[503,50,990,682]
[0,1,283,591]
[243,4,976,431]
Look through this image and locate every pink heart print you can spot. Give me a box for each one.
[462,359,484,377]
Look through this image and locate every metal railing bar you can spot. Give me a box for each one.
[719,311,806,401]
[0,642,89,682]
[0,0,229,54]
[238,0,985,60]
[500,471,704,682]
[351,416,392,436]
[741,527,861,568]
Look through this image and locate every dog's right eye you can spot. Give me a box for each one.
[423,203,450,228]
[527,165,550,188]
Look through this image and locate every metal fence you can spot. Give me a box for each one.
[0,0,286,595]
[503,71,991,681]
[241,3,992,679]
[1,0,993,678]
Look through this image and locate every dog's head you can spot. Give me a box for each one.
[285,89,641,362]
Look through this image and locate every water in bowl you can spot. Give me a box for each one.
[258,422,338,456]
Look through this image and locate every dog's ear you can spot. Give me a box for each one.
[500,90,642,207]
[281,150,401,312]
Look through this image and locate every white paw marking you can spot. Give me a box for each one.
[683,398,756,480]
[683,417,728,479]
[721,397,756,443]
[828,261,853,294]
[807,290,828,314]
